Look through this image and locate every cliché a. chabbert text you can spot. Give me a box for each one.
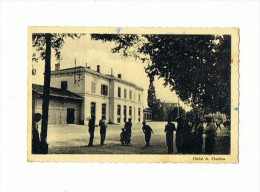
[193,156,226,161]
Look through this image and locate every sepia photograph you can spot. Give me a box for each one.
[2,1,260,192]
[28,27,239,163]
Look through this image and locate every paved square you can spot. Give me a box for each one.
[47,122,230,154]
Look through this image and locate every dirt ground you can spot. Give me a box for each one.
[47,121,230,154]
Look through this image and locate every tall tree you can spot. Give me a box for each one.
[91,34,231,115]
[147,73,162,120]
[32,33,83,153]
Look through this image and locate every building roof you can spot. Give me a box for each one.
[32,84,83,100]
[143,108,152,112]
[51,66,144,91]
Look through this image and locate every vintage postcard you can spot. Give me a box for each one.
[28,27,239,163]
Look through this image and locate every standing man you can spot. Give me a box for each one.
[99,116,107,146]
[176,116,184,154]
[192,118,204,154]
[124,118,132,140]
[204,115,217,154]
[32,113,42,154]
[142,121,154,147]
[164,118,176,154]
[88,115,96,147]
[181,118,192,154]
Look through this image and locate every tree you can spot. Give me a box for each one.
[32,33,83,154]
[147,73,162,120]
[91,34,231,115]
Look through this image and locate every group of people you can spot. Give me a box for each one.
[87,115,107,147]
[87,115,218,154]
[88,116,135,147]
[164,115,217,154]
[32,112,221,155]
[87,116,153,147]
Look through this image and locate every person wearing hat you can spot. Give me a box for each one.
[164,117,176,154]
[204,115,217,154]
[142,121,154,147]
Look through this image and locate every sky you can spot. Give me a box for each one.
[32,34,191,110]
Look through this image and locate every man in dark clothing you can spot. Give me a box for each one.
[204,116,217,154]
[191,118,204,154]
[176,117,184,154]
[99,116,107,146]
[88,115,96,147]
[181,118,192,154]
[124,118,132,139]
[164,118,176,154]
[142,121,154,147]
[32,123,40,154]
[32,113,42,154]
[175,116,190,154]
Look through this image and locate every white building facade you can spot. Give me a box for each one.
[50,65,144,125]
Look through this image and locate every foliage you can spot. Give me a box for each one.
[32,33,84,61]
[147,75,163,120]
[32,33,83,153]
[91,34,231,114]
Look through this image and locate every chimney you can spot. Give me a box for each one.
[97,65,100,73]
[55,63,60,71]
[118,74,122,79]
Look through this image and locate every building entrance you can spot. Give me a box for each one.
[67,108,75,124]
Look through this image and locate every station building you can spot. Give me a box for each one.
[143,108,152,121]
[49,64,144,125]
[32,84,83,125]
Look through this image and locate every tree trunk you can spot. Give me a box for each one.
[40,33,52,154]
